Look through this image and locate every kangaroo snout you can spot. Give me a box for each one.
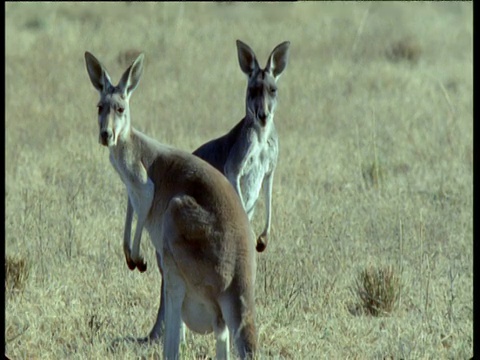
[249,106,269,126]
[257,112,268,125]
[99,129,113,146]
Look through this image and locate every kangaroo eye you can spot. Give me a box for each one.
[269,86,277,94]
[117,107,125,114]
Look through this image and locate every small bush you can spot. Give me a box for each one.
[386,36,422,64]
[117,49,143,67]
[354,265,401,316]
[5,255,30,295]
[362,160,386,189]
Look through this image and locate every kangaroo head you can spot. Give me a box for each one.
[85,51,144,147]
[236,40,290,126]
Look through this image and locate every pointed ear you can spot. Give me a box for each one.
[117,53,145,97]
[236,40,260,77]
[265,41,290,80]
[84,51,112,93]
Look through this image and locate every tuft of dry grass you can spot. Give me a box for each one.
[386,36,422,64]
[353,265,401,316]
[117,49,144,67]
[362,159,386,190]
[5,255,30,295]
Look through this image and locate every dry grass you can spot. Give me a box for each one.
[353,265,401,317]
[5,2,472,359]
[385,36,423,64]
[5,255,30,295]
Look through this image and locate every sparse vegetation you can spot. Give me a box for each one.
[362,159,386,189]
[354,265,401,316]
[386,36,422,64]
[5,255,30,295]
[117,49,143,67]
[5,2,472,359]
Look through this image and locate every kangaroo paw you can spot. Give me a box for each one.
[124,246,137,271]
[126,257,136,271]
[136,259,147,273]
[256,234,268,253]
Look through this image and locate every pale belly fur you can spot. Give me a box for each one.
[239,153,270,214]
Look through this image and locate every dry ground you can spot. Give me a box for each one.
[5,2,473,359]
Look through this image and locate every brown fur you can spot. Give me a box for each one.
[85,51,257,359]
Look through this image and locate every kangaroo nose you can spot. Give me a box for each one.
[100,129,112,143]
[258,112,268,125]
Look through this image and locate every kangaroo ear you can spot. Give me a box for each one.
[118,53,145,97]
[265,41,290,80]
[236,40,260,77]
[85,51,113,93]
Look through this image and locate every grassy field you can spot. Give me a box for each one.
[5,2,473,359]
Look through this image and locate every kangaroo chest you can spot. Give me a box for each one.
[238,132,278,211]
[110,151,154,219]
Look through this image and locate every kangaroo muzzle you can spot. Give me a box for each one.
[99,128,113,146]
